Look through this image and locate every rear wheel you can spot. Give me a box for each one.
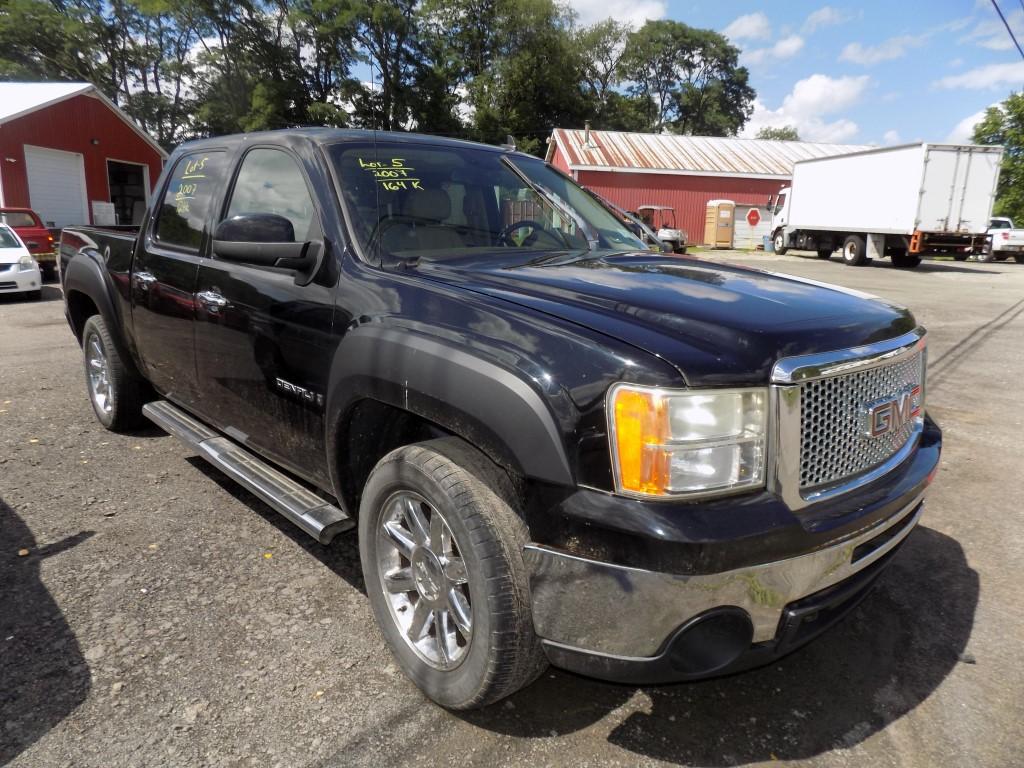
[81,315,147,431]
[773,231,788,255]
[816,248,832,260]
[359,438,546,709]
[891,252,922,268]
[953,253,970,261]
[842,234,867,266]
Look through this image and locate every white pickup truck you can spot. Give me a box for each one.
[979,216,1024,263]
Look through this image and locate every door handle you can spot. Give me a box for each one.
[133,271,157,290]
[196,289,229,313]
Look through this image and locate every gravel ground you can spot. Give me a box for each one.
[1,253,1022,767]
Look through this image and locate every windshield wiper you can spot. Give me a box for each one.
[501,157,598,251]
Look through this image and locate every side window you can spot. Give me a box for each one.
[225,149,317,241]
[154,152,225,250]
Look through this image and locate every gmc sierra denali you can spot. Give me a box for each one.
[60,129,941,709]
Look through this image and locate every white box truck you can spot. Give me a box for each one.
[769,143,1003,268]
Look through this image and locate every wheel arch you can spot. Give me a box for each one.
[325,327,574,514]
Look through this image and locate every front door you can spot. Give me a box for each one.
[193,147,337,487]
[131,150,226,406]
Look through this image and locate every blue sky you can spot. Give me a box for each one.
[568,0,1024,145]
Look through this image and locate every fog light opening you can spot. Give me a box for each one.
[667,607,754,676]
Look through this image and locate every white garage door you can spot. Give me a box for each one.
[24,145,88,228]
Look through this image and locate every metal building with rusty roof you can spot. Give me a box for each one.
[546,127,868,247]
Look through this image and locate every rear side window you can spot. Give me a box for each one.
[154,152,225,250]
[225,149,317,241]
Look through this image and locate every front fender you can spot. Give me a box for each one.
[326,326,573,487]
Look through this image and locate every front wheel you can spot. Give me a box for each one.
[773,231,788,255]
[358,439,546,709]
[842,234,868,266]
[816,248,832,260]
[977,250,997,263]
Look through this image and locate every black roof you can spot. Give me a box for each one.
[173,127,527,158]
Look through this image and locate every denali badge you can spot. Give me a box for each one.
[274,377,324,407]
[861,385,921,438]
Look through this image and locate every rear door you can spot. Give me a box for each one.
[131,150,227,406]
[192,146,337,486]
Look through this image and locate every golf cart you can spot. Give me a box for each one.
[636,205,687,253]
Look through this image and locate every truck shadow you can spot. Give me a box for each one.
[184,457,365,594]
[460,526,977,765]
[0,500,94,764]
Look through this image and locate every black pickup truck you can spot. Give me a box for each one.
[59,129,941,709]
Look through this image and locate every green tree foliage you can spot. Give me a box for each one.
[756,125,800,141]
[973,93,1024,225]
[621,20,753,135]
[0,0,759,153]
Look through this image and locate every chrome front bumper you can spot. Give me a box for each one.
[523,491,924,660]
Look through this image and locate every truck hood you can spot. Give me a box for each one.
[415,251,917,386]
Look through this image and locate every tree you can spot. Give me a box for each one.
[576,19,631,121]
[973,93,1024,225]
[621,20,754,135]
[756,125,800,141]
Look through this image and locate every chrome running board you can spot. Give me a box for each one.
[143,400,353,544]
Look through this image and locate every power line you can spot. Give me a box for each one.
[991,0,1024,61]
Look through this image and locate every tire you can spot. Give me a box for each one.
[358,438,546,710]
[977,249,997,263]
[678,245,687,254]
[41,264,56,281]
[891,252,921,268]
[842,234,867,266]
[816,248,832,260]
[81,315,146,431]
[772,231,788,255]
[1015,254,1024,264]
[953,253,969,261]
[25,290,41,301]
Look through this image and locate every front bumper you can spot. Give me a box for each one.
[0,265,42,294]
[523,418,940,684]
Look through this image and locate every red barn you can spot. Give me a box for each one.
[546,128,866,247]
[0,82,166,228]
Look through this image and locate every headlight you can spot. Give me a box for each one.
[17,254,37,272]
[608,384,767,498]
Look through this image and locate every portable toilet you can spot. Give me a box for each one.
[704,199,735,248]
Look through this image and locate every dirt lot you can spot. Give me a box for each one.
[2,252,1022,768]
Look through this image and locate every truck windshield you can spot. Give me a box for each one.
[328,141,646,263]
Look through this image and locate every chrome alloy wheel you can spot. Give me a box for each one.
[86,333,113,415]
[376,491,473,670]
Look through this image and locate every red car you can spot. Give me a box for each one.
[0,208,56,278]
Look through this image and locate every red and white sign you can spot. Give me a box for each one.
[746,208,761,227]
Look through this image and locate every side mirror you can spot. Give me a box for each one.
[216,212,294,243]
[212,213,317,271]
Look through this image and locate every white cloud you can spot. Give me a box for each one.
[742,74,871,143]
[961,10,1024,50]
[567,0,666,27]
[803,6,853,33]
[934,61,1024,90]
[946,107,992,142]
[883,129,901,145]
[949,57,965,68]
[840,34,927,65]
[744,35,805,65]
[723,12,771,41]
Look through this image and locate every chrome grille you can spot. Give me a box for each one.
[799,350,924,489]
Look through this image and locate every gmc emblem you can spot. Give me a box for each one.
[861,385,922,438]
